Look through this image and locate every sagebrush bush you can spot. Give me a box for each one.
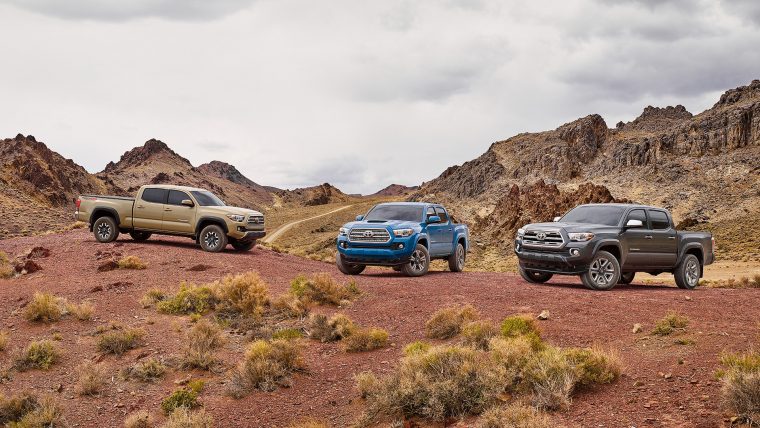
[501,315,541,341]
[404,341,431,356]
[489,336,536,390]
[24,292,64,323]
[76,360,107,396]
[122,358,166,382]
[118,255,147,270]
[226,339,305,398]
[0,392,38,424]
[272,293,309,318]
[68,301,95,321]
[0,251,12,279]
[290,273,361,305]
[14,340,59,371]
[182,319,225,370]
[0,331,8,352]
[213,272,270,317]
[162,380,204,415]
[124,410,154,428]
[97,327,145,355]
[157,283,216,315]
[476,403,554,428]
[425,304,480,339]
[342,328,389,353]
[0,394,62,427]
[522,346,577,410]
[719,350,760,425]
[462,320,500,350]
[161,407,213,428]
[140,289,166,308]
[272,328,303,340]
[651,312,689,336]
[307,313,356,342]
[563,347,621,387]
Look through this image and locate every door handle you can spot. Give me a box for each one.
[136,205,144,209]
[667,236,676,240]
[644,235,653,239]
[164,208,172,212]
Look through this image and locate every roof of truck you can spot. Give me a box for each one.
[141,184,208,192]
[375,202,440,207]
[578,203,667,211]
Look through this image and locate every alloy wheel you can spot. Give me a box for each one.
[204,231,220,249]
[590,257,615,287]
[686,259,699,287]
[97,223,112,240]
[410,249,427,272]
[457,246,465,270]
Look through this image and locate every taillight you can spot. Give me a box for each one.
[75,198,81,209]
[711,236,716,252]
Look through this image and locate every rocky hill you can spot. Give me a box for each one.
[274,183,355,206]
[413,79,760,267]
[371,184,420,197]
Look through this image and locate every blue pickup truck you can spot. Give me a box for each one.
[336,202,469,277]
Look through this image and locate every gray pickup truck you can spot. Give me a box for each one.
[514,204,714,290]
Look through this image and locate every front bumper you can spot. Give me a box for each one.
[336,235,416,266]
[236,230,267,242]
[514,239,595,275]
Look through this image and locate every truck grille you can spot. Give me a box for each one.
[523,230,564,247]
[247,215,264,225]
[348,228,391,243]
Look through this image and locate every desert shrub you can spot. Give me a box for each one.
[343,328,389,353]
[0,393,38,424]
[489,336,536,390]
[0,331,8,352]
[122,358,167,382]
[124,410,154,428]
[404,341,431,356]
[0,252,12,279]
[462,320,500,350]
[97,327,145,355]
[213,272,270,317]
[522,346,577,410]
[140,289,166,308]
[226,339,305,397]
[161,380,204,415]
[14,340,59,371]
[272,328,303,340]
[308,313,356,342]
[357,345,501,422]
[290,273,361,305]
[651,312,689,336]
[272,293,309,318]
[0,394,62,427]
[425,304,480,339]
[24,292,65,323]
[476,403,554,428]
[501,315,542,347]
[68,301,95,321]
[161,407,213,428]
[182,319,225,370]
[719,350,760,425]
[157,283,216,315]
[118,255,147,270]
[75,360,107,396]
[563,347,621,387]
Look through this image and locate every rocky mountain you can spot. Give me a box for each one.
[274,183,355,206]
[371,184,420,197]
[413,79,760,267]
[97,139,273,210]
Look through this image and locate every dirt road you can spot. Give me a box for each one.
[263,204,354,243]
[0,229,756,427]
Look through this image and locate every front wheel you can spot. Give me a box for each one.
[93,217,119,243]
[199,224,228,252]
[129,231,152,242]
[336,255,365,275]
[231,240,255,252]
[619,272,636,284]
[581,251,621,291]
[402,244,430,277]
[519,266,553,284]
[674,254,701,290]
[448,243,466,272]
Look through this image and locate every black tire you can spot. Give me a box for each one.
[336,254,365,275]
[448,243,466,272]
[392,265,402,272]
[674,254,701,290]
[619,272,636,284]
[402,244,430,277]
[231,240,256,252]
[93,216,119,243]
[129,231,152,242]
[581,251,621,291]
[199,224,228,253]
[519,266,553,284]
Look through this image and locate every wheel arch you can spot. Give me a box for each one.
[89,208,120,231]
[195,216,229,240]
[415,235,429,249]
[594,241,622,264]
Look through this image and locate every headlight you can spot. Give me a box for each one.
[393,228,414,237]
[517,228,525,238]
[226,214,245,222]
[339,227,349,236]
[568,232,595,242]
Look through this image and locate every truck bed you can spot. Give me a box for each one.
[80,195,135,201]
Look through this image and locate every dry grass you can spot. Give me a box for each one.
[122,358,167,382]
[118,255,147,270]
[563,346,622,387]
[651,312,689,336]
[342,328,389,353]
[182,319,225,370]
[124,410,155,428]
[213,272,270,318]
[703,274,760,289]
[272,293,309,318]
[476,403,555,428]
[157,283,216,315]
[404,341,431,356]
[161,407,213,428]
[75,360,108,396]
[0,251,12,279]
[0,331,8,352]
[0,394,63,427]
[521,346,577,410]
[462,320,500,350]
[161,380,204,415]
[14,340,59,371]
[307,313,357,342]
[97,327,145,355]
[140,289,166,308]
[719,350,760,425]
[24,292,64,323]
[68,301,95,321]
[289,273,361,306]
[272,328,303,340]
[424,304,480,339]
[226,339,306,398]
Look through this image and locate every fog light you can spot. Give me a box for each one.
[570,248,580,256]
[340,242,348,249]
[398,243,404,249]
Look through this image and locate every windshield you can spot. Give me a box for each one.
[560,205,625,226]
[190,191,225,207]
[364,205,423,222]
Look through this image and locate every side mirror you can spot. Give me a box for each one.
[355,215,364,221]
[553,216,561,222]
[181,199,195,207]
[625,219,643,228]
[427,215,441,224]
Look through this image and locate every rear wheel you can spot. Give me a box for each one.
[581,251,621,291]
[336,254,365,275]
[674,254,701,290]
[402,244,430,277]
[93,217,119,243]
[231,240,256,252]
[619,272,636,284]
[448,243,466,272]
[199,224,228,252]
[129,231,152,242]
[519,266,553,284]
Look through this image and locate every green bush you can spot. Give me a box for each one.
[272,328,303,340]
[226,339,305,398]
[157,283,216,315]
[14,340,59,371]
[651,312,689,336]
[342,328,388,353]
[97,327,145,355]
[403,341,431,356]
[161,380,204,415]
[462,320,499,350]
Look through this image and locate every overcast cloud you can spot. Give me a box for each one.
[1,0,758,194]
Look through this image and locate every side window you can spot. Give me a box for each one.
[141,188,168,204]
[426,207,437,222]
[167,190,190,206]
[434,207,449,223]
[649,210,670,230]
[626,209,648,228]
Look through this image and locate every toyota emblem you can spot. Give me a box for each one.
[363,230,374,238]
[536,232,547,240]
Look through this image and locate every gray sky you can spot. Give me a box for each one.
[1,0,758,194]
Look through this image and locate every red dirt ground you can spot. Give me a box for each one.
[1,229,757,427]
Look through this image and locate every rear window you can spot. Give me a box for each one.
[141,188,168,204]
[560,205,625,226]
[648,210,671,229]
[365,205,423,222]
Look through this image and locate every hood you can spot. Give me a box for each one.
[343,219,422,230]
[524,222,617,233]
[204,206,263,217]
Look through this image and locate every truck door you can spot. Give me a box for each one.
[133,188,168,230]
[647,209,678,267]
[621,209,650,268]
[435,207,454,255]
[163,190,196,234]
[426,206,445,256]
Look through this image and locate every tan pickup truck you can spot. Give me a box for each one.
[75,185,265,252]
